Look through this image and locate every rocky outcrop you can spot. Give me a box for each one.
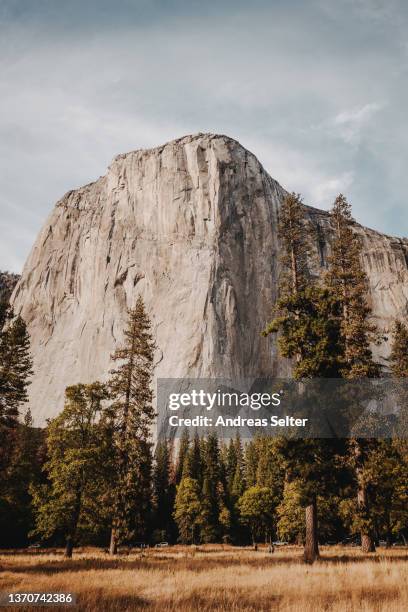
[10,134,408,424]
[0,271,20,327]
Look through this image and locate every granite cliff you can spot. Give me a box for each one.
[0,271,20,327]
[10,134,408,424]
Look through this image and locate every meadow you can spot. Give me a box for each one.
[1,545,407,611]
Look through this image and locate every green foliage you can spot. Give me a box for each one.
[276,192,310,294]
[153,439,176,541]
[238,486,275,543]
[0,316,33,473]
[30,383,108,550]
[108,296,155,546]
[0,314,34,546]
[277,480,304,543]
[0,409,44,547]
[327,194,380,378]
[390,320,408,377]
[182,431,203,484]
[277,480,344,544]
[263,287,343,378]
[174,477,202,544]
[175,429,189,484]
[199,433,222,542]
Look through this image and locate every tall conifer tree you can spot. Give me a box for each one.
[264,192,343,562]
[0,315,33,489]
[108,297,155,554]
[327,194,380,553]
[153,439,175,542]
[390,320,408,378]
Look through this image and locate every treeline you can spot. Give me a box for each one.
[0,194,407,562]
[261,193,408,560]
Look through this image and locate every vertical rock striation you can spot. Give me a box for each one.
[10,134,408,424]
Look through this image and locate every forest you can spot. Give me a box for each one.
[0,194,407,564]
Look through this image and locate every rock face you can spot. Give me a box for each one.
[10,134,408,424]
[0,271,20,326]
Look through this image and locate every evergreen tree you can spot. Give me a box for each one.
[152,439,175,542]
[200,433,222,542]
[390,320,408,377]
[364,440,408,547]
[276,192,310,295]
[277,480,304,544]
[390,320,408,436]
[0,315,33,416]
[221,435,245,544]
[255,438,285,500]
[175,429,189,484]
[224,438,238,492]
[0,408,44,547]
[327,194,381,553]
[182,431,203,485]
[0,315,33,500]
[107,297,156,554]
[278,480,344,545]
[327,194,380,378]
[31,383,108,557]
[244,440,259,488]
[263,192,342,562]
[173,477,202,544]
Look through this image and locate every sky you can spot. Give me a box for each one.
[1,0,408,273]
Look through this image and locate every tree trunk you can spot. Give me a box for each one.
[361,533,376,553]
[385,514,392,548]
[355,441,376,554]
[251,528,257,550]
[65,536,74,558]
[357,482,375,552]
[303,496,319,563]
[109,528,118,555]
[64,484,82,560]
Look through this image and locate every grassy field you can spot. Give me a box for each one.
[1,545,407,611]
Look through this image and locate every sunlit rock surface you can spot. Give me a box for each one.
[10,134,408,424]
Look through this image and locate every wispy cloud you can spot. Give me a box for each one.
[1,1,408,272]
[332,103,383,144]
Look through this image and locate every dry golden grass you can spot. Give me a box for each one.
[1,545,407,611]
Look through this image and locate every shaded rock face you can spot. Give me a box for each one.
[10,134,408,424]
[0,271,20,327]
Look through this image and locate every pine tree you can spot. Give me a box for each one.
[263,192,342,562]
[107,297,156,554]
[221,435,245,544]
[225,438,238,492]
[364,440,408,547]
[31,383,108,557]
[390,320,408,377]
[390,320,408,438]
[200,433,222,542]
[175,429,189,484]
[277,193,310,295]
[182,431,203,485]
[152,439,175,542]
[255,438,285,505]
[244,440,259,488]
[0,315,33,491]
[327,194,381,554]
[231,434,244,498]
[173,477,202,544]
[0,408,44,547]
[327,194,380,378]
[0,315,33,414]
